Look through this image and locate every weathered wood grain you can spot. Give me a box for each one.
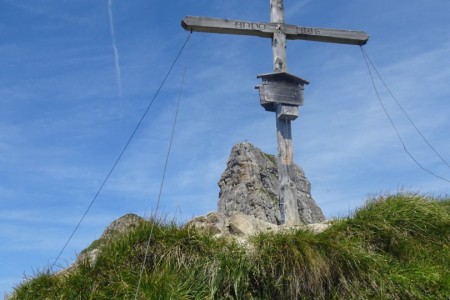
[276,105,299,120]
[256,72,309,110]
[182,16,369,45]
[258,82,303,107]
[275,105,301,225]
[270,0,298,225]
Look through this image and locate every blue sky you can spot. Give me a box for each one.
[1,0,450,295]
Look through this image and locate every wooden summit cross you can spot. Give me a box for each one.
[182,0,368,225]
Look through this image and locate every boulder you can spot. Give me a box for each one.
[228,212,278,236]
[187,212,229,235]
[187,212,278,236]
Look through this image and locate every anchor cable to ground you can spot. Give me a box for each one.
[50,32,193,272]
[360,46,450,184]
[133,31,192,300]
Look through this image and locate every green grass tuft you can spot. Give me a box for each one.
[11,193,450,299]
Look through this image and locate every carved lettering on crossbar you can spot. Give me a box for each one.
[235,21,267,30]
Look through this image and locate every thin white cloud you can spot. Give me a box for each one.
[108,0,123,97]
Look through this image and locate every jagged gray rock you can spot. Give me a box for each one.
[217,142,325,225]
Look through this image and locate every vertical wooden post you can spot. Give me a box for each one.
[271,0,300,225]
[270,0,287,72]
[182,0,368,226]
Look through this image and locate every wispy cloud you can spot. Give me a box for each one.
[108,0,123,97]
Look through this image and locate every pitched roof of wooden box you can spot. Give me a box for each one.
[257,72,309,85]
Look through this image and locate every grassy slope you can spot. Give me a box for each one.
[11,193,450,299]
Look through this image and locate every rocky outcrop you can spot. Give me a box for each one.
[187,211,331,237]
[76,214,145,266]
[76,143,325,268]
[217,142,325,225]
